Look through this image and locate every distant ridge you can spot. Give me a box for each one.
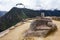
[0,11,7,17]
[10,7,60,17]
[7,7,60,17]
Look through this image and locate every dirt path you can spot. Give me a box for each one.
[0,20,60,40]
[43,20,60,40]
[0,21,31,40]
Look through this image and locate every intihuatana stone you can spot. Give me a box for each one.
[24,13,57,37]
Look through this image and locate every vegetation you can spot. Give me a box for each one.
[52,17,60,21]
[0,7,28,32]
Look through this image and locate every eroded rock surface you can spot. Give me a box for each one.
[24,17,57,37]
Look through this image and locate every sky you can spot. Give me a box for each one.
[0,0,60,11]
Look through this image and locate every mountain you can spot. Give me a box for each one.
[0,7,60,32]
[22,9,60,17]
[9,7,60,17]
[0,11,7,17]
[0,7,27,32]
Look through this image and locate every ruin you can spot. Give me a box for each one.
[24,13,57,37]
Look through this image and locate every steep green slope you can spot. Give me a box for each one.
[0,7,28,32]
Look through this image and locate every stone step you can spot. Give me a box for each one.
[0,29,9,37]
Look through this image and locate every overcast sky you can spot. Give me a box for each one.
[0,0,60,11]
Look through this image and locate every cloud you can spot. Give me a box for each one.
[0,0,36,11]
[0,0,60,11]
[36,0,60,10]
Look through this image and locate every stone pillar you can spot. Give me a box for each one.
[41,12,45,18]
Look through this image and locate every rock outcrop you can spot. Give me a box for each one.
[24,13,57,37]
